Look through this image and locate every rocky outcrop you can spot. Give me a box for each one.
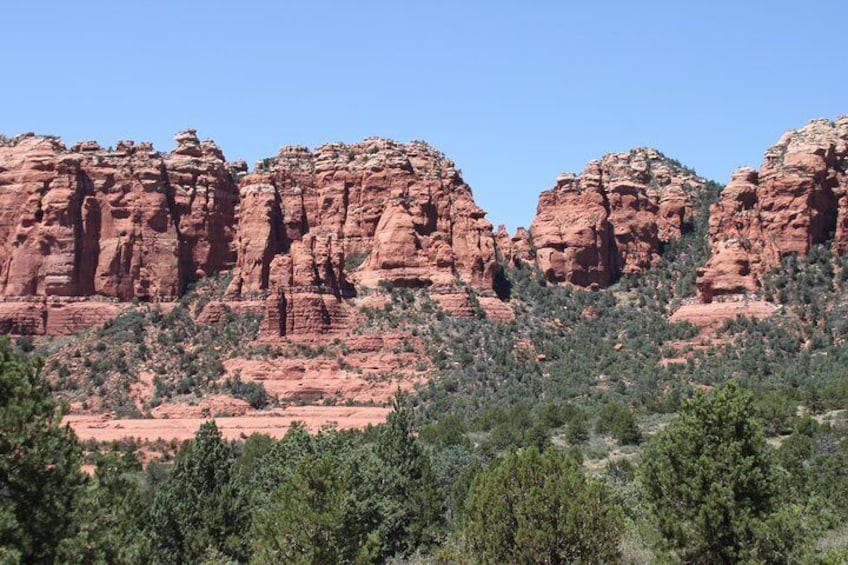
[225,138,501,335]
[495,225,533,267]
[0,130,239,333]
[0,130,239,299]
[697,116,848,301]
[0,133,502,335]
[229,138,498,292]
[528,148,709,287]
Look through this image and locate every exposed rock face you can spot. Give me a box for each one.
[0,133,501,335]
[697,116,848,301]
[0,131,239,299]
[225,138,501,335]
[495,225,533,267]
[0,131,239,332]
[528,148,709,287]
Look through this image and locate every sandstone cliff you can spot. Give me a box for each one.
[0,133,502,335]
[223,138,501,336]
[0,131,239,334]
[696,116,848,301]
[525,148,709,287]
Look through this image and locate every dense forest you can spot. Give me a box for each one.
[5,179,848,563]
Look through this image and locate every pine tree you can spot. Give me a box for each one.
[372,391,444,558]
[250,454,363,564]
[149,421,247,564]
[641,383,784,563]
[56,453,151,564]
[0,339,85,563]
[464,446,622,564]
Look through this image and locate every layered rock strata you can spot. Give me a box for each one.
[696,116,848,301]
[0,134,502,335]
[0,131,239,333]
[224,138,500,336]
[526,148,709,287]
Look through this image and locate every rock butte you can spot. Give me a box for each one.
[223,136,507,335]
[4,118,845,328]
[697,116,848,302]
[0,131,239,335]
[0,131,514,440]
[503,147,711,288]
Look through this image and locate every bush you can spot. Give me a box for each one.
[227,376,271,410]
[595,403,641,445]
[641,383,804,562]
[464,447,622,563]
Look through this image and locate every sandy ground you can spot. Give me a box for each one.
[65,405,392,442]
[669,300,778,332]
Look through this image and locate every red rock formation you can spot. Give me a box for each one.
[45,301,126,336]
[0,130,239,333]
[669,300,777,334]
[531,171,615,287]
[697,116,848,301]
[165,132,242,286]
[529,148,709,287]
[226,138,501,335]
[495,224,533,267]
[0,301,45,334]
[0,133,502,336]
[695,168,763,298]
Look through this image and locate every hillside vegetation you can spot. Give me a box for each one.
[7,160,848,561]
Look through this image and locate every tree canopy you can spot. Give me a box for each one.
[640,382,792,563]
[464,446,622,564]
[0,338,84,563]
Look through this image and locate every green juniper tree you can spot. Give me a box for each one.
[0,339,85,564]
[595,402,641,445]
[640,382,802,563]
[149,421,247,564]
[56,452,151,564]
[464,446,622,564]
[371,392,444,559]
[250,453,366,564]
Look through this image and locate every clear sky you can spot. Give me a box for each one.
[2,1,845,230]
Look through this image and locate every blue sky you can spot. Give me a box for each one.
[2,1,845,230]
